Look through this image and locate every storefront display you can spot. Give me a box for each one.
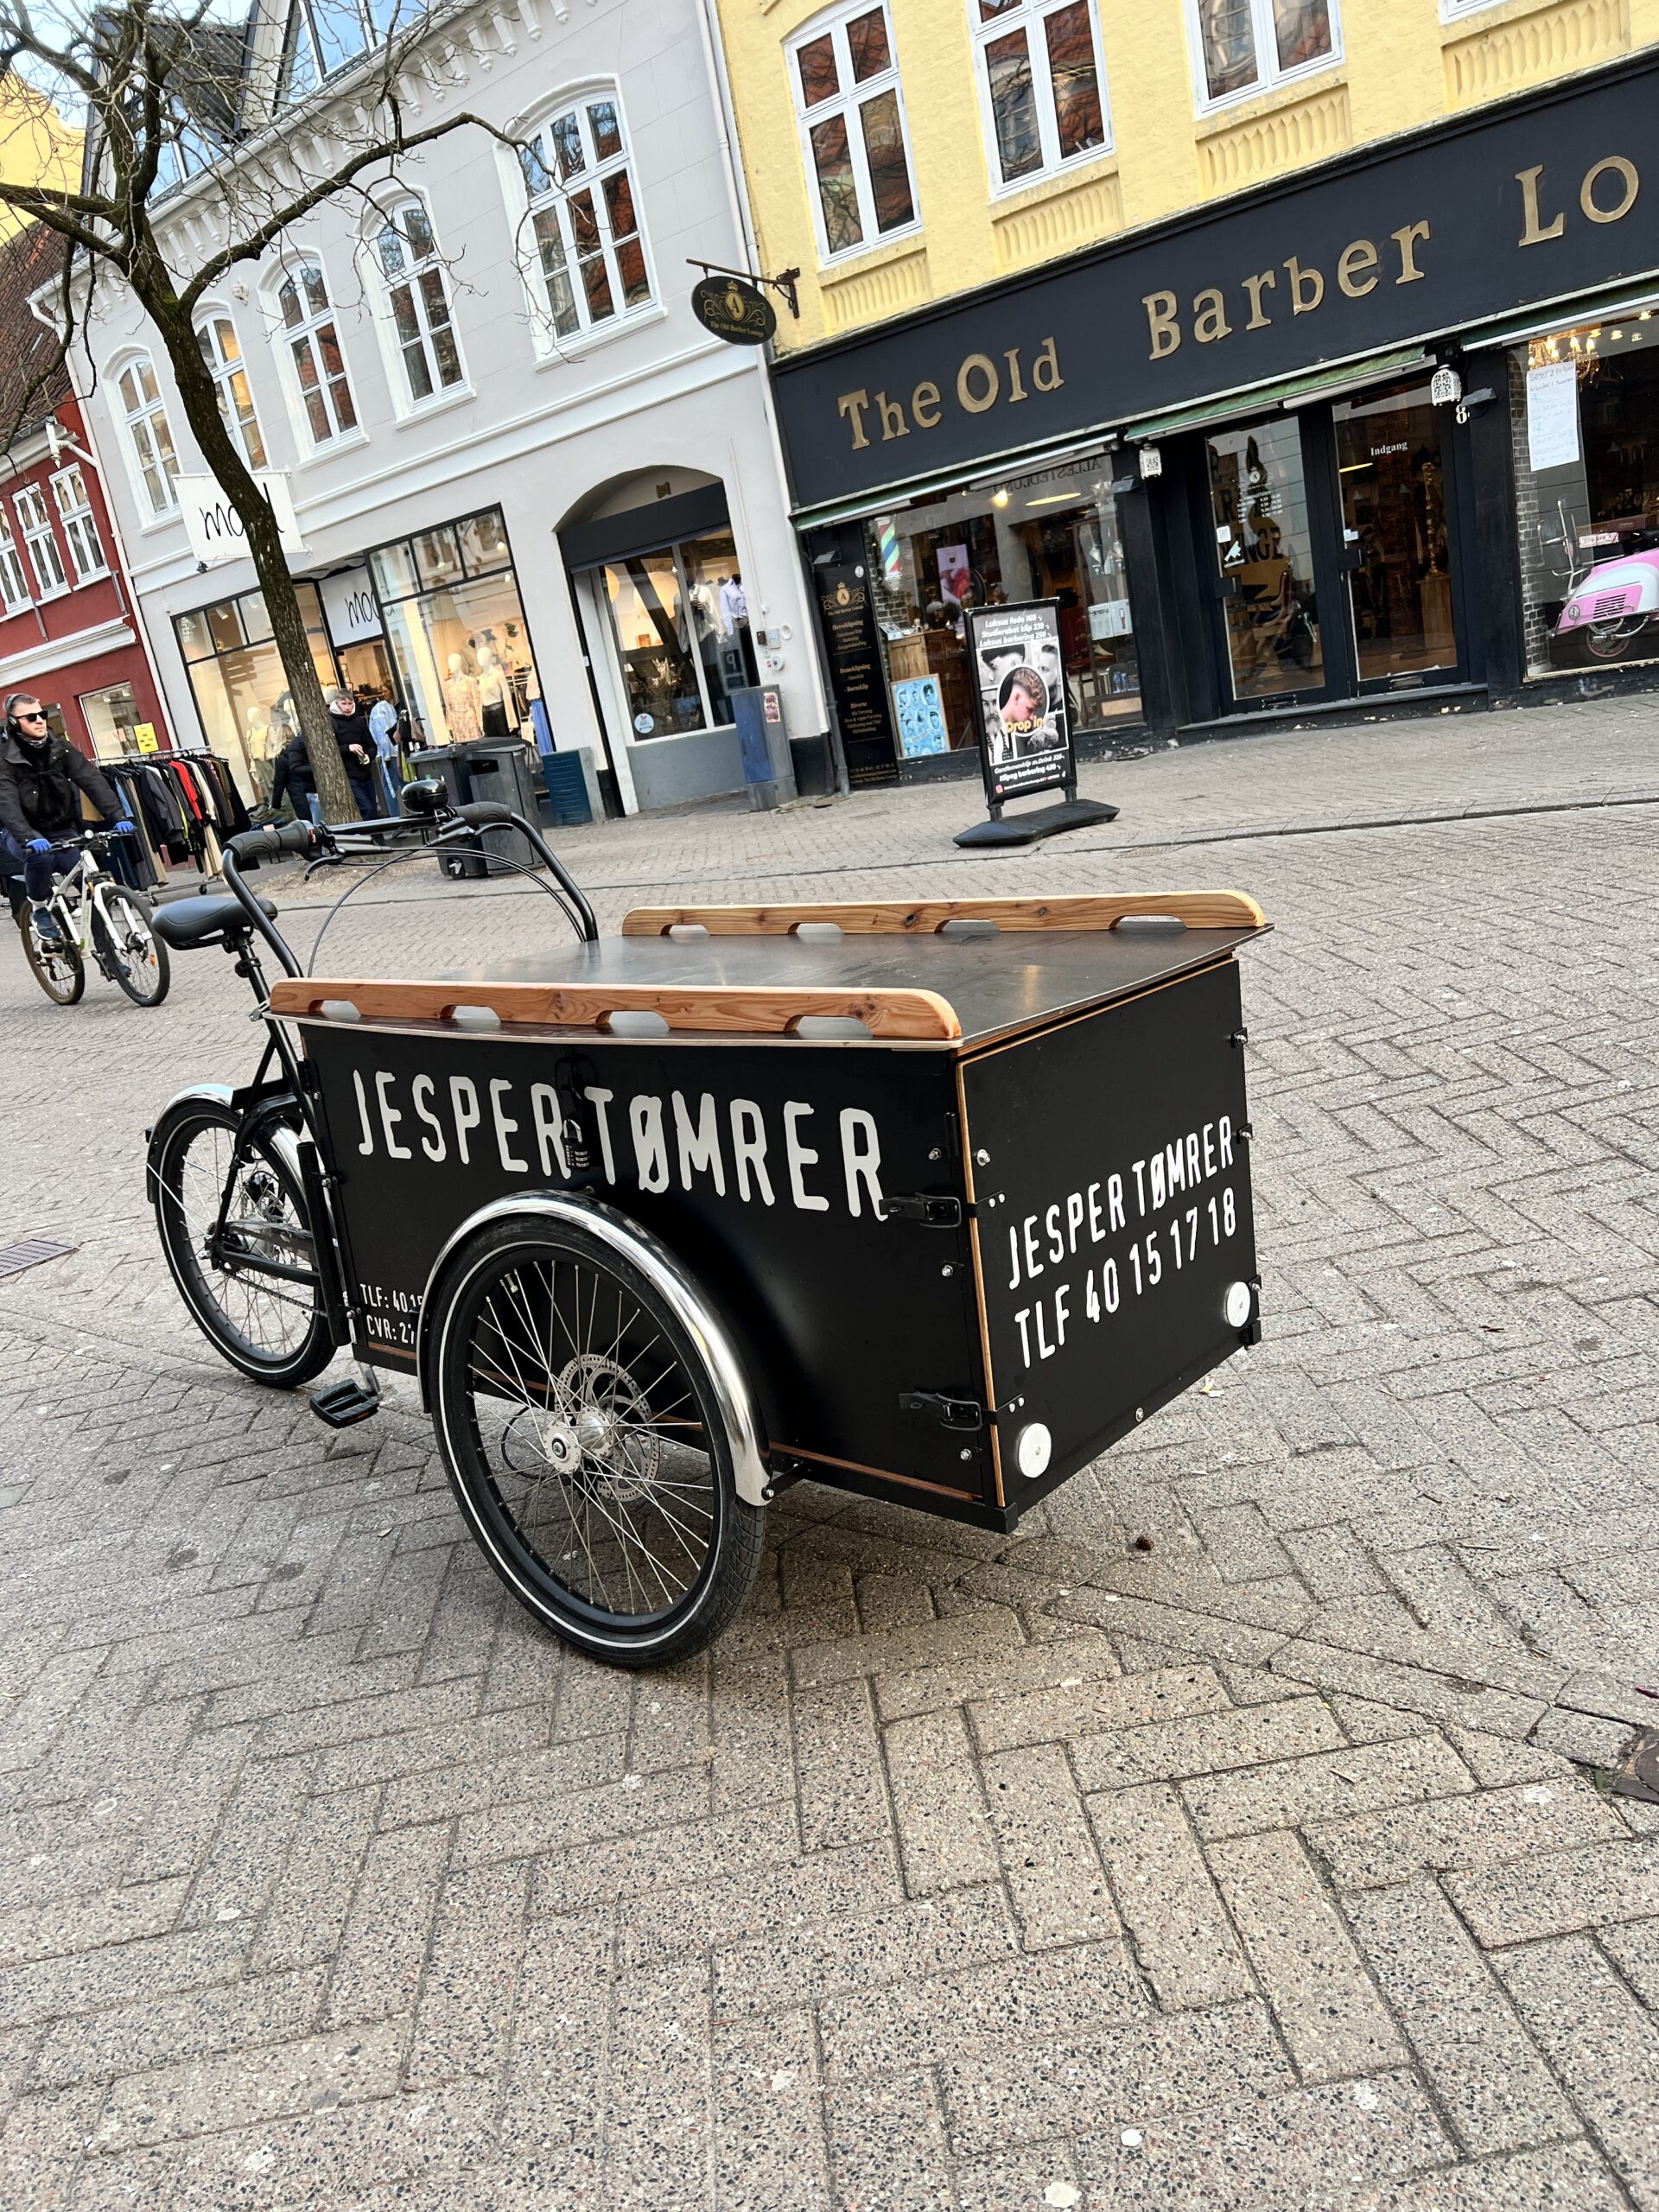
[597,524,756,740]
[77,681,146,759]
[862,453,1140,765]
[175,582,338,802]
[369,508,542,747]
[1512,311,1659,673]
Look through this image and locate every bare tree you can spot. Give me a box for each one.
[0,3,525,821]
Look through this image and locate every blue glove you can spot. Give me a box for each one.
[112,817,135,836]
[26,837,50,856]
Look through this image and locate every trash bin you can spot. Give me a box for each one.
[543,747,598,827]
[407,744,486,877]
[731,686,796,811]
[460,741,542,877]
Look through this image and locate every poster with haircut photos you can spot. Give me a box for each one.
[964,599,1072,806]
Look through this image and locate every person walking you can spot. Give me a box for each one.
[368,691,402,817]
[327,690,380,820]
[0,694,134,944]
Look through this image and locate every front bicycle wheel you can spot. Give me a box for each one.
[95,886,170,1007]
[427,1211,764,1666]
[151,1101,334,1386]
[17,906,84,1005]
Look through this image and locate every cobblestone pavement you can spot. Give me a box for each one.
[2,695,1657,2209]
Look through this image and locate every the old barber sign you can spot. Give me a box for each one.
[772,54,1659,511]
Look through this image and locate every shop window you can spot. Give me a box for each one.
[596,528,754,741]
[78,682,143,759]
[196,315,268,470]
[275,260,359,448]
[0,511,31,613]
[969,0,1110,192]
[373,198,466,406]
[50,466,106,582]
[1186,0,1338,109]
[116,355,181,519]
[14,485,67,599]
[861,455,1138,760]
[174,580,337,802]
[517,91,653,343]
[1512,311,1659,676]
[368,505,541,748]
[788,2,918,262]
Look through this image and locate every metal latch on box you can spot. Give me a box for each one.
[898,1390,983,1430]
[882,1194,964,1226]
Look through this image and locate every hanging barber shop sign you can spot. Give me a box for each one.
[770,54,1659,509]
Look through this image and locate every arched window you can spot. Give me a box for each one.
[373,199,464,404]
[196,315,268,469]
[116,357,181,518]
[517,92,652,340]
[275,261,358,447]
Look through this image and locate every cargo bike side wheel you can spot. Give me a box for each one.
[425,1205,766,1666]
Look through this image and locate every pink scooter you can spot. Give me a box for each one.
[1555,543,1659,661]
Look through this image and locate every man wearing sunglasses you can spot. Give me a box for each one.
[0,695,135,946]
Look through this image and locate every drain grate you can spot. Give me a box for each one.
[0,1237,78,1280]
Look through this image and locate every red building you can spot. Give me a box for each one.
[0,223,171,761]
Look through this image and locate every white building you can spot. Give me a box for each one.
[70,0,829,816]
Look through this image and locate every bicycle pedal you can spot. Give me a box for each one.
[308,1377,382,1429]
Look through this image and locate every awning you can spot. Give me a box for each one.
[1467,285,1659,350]
[1122,346,1430,442]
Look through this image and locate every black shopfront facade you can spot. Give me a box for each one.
[777,54,1659,785]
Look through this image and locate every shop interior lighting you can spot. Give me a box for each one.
[991,487,1010,507]
[1023,493,1077,507]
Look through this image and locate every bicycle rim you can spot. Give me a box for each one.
[18,908,84,1005]
[98,888,169,1006]
[158,1111,327,1373]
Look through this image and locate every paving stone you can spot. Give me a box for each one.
[1070,1694,1344,1792]
[451,1764,708,1866]
[969,1662,1229,1758]
[1337,2139,1628,2210]
[1306,1778,1626,1890]
[406,1859,531,2086]
[713,1885,1014,2018]
[982,1743,1116,1950]
[325,1822,449,2026]
[89,2018,405,2152]
[1347,1879,1577,2153]
[872,1629,1118,1725]
[0,1925,248,2034]
[1183,1732,1475,1840]
[620,1838,901,1967]
[378,1731,626,1829]
[532,1799,801,1916]
[1073,2069,1451,2207]
[601,1955,711,2208]
[938,1999,1291,2156]
[1446,1840,1659,1947]
[823,2069,953,2212]
[1086,1784,1253,2009]
[1497,1936,1659,2204]
[30,1963,327,2091]
[1048,1588,1290,1666]
[0,1878,188,1969]
[711,2008,830,2211]
[251,1784,378,1974]
[1206,1829,1403,2080]
[884,1706,998,1897]
[499,1910,613,2157]
[1268,1641,1547,1738]
[1597,1915,1659,2010]
[793,1679,888,1853]
[790,1607,1024,1691]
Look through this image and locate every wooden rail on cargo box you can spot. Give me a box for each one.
[620,891,1266,937]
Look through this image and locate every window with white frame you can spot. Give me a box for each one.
[276,0,401,106]
[14,485,67,598]
[0,512,30,613]
[117,356,181,518]
[50,467,106,582]
[1187,0,1338,108]
[196,316,268,470]
[275,261,359,447]
[970,0,1109,190]
[788,3,918,261]
[373,199,465,405]
[517,92,653,341]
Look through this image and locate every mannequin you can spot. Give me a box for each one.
[476,646,516,737]
[442,651,483,746]
[246,705,278,801]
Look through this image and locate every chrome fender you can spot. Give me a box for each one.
[145,1083,305,1192]
[416,1191,769,1509]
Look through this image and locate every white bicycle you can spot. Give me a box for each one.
[15,829,170,1008]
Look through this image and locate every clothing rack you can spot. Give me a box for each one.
[97,752,251,888]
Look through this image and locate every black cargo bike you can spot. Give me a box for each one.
[148,785,1268,1667]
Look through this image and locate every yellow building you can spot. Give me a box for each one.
[711,0,1659,782]
[0,77,83,244]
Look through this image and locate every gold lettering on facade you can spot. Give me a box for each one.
[1391,220,1430,283]
[1144,291,1181,358]
[1285,256,1324,313]
[912,378,942,428]
[957,353,1001,411]
[1192,288,1231,343]
[837,390,872,449]
[1337,238,1379,296]
[1580,156,1638,223]
[876,391,909,440]
[1243,270,1276,328]
[1516,165,1566,245]
[1003,347,1029,401]
[1031,337,1063,391]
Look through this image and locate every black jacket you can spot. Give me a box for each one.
[0,729,118,844]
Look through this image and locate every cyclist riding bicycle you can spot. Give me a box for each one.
[0,693,135,944]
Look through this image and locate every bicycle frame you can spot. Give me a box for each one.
[39,838,124,966]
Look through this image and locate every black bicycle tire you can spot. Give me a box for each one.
[96,887,171,1007]
[428,1212,764,1666]
[152,1100,334,1386]
[17,907,84,1005]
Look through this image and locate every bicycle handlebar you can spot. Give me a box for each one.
[226,820,321,868]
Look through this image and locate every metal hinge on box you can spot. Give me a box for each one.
[881,1193,965,1227]
[898,1389,983,1430]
